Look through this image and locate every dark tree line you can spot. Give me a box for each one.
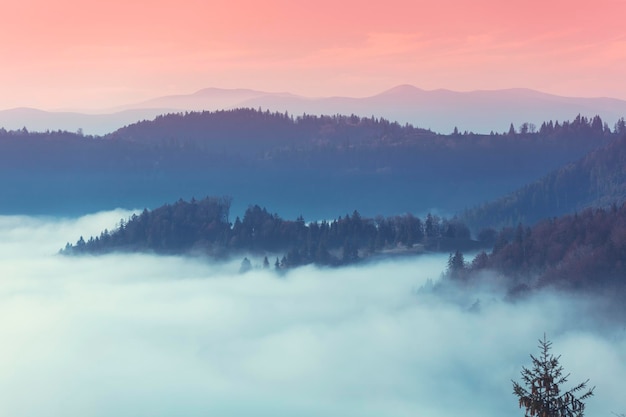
[62,196,480,268]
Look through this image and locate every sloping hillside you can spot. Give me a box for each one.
[462,134,626,231]
[451,203,626,298]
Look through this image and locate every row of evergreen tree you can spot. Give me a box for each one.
[62,196,480,267]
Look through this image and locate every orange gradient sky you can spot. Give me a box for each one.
[1,0,625,110]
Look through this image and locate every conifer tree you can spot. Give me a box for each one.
[512,335,594,417]
[446,250,466,279]
[239,257,252,274]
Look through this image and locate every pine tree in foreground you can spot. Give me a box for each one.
[512,334,594,417]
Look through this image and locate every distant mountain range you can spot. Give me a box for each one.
[0,107,173,136]
[2,85,626,135]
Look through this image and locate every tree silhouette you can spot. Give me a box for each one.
[513,335,594,417]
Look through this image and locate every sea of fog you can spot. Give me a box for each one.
[0,210,624,417]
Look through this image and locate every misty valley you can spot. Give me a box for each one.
[1,107,626,417]
[5,0,626,411]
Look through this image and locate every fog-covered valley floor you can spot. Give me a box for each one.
[0,211,624,417]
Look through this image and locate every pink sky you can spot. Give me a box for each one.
[1,0,625,110]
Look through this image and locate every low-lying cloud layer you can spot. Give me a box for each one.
[0,212,624,417]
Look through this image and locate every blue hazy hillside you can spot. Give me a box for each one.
[0,109,619,220]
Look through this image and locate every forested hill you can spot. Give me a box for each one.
[0,109,622,218]
[447,203,626,297]
[105,109,617,158]
[104,108,436,155]
[462,132,626,231]
[61,196,484,268]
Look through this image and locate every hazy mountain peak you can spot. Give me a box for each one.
[375,84,427,96]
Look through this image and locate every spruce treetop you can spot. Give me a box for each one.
[513,334,594,417]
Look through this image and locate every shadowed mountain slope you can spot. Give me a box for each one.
[462,133,626,231]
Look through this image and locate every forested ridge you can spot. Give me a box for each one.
[1,109,621,218]
[62,196,482,268]
[447,203,626,295]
